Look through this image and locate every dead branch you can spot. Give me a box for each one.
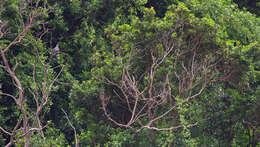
[101,23,226,133]
[61,109,79,147]
[0,1,64,146]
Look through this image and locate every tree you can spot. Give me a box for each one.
[96,3,233,134]
[0,0,258,146]
[233,0,260,16]
[0,0,65,146]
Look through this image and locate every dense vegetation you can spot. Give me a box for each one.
[0,0,259,146]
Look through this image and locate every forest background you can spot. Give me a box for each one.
[0,0,259,146]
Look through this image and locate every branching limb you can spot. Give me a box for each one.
[101,24,222,133]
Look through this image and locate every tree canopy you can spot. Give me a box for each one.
[0,0,259,146]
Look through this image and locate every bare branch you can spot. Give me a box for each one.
[0,92,17,103]
[0,126,12,136]
[101,23,223,133]
[61,109,79,147]
[0,1,63,146]
[17,125,47,139]
[137,122,198,132]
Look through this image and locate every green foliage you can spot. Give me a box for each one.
[20,123,66,147]
[0,0,259,146]
[104,128,134,147]
[234,0,260,16]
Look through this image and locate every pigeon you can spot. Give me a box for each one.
[52,44,60,60]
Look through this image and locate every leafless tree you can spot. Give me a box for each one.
[0,1,64,146]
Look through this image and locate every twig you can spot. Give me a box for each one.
[61,108,79,147]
